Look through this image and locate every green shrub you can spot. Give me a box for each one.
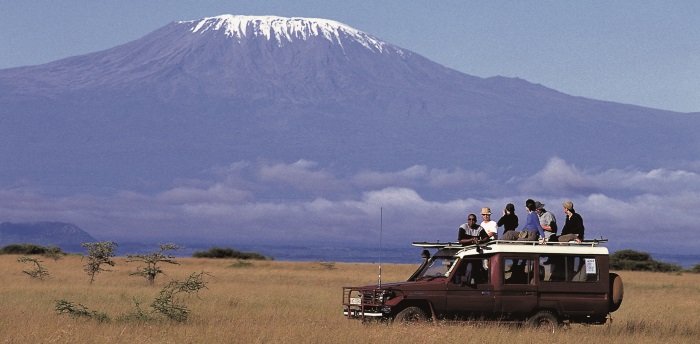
[193,247,271,260]
[17,256,50,280]
[150,271,210,322]
[55,299,110,323]
[610,249,683,272]
[228,260,253,268]
[0,244,65,257]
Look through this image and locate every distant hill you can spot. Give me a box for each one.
[0,222,96,250]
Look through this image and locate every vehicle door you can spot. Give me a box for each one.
[500,257,537,314]
[446,258,495,315]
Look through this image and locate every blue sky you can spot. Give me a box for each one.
[1,0,698,113]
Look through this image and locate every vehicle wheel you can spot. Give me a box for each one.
[527,310,561,332]
[394,306,428,323]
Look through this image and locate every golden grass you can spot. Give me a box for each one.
[1,256,699,343]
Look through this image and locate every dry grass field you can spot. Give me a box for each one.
[1,254,698,343]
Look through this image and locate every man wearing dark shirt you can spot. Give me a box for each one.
[458,214,490,244]
[557,201,584,243]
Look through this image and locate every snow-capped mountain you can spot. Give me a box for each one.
[0,14,698,197]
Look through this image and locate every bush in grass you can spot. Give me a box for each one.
[150,271,210,322]
[0,244,65,259]
[17,256,50,280]
[193,247,271,260]
[56,272,209,323]
[55,299,110,323]
[228,260,253,268]
[610,249,683,272]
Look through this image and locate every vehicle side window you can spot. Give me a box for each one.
[452,259,490,285]
[504,258,535,284]
[539,255,599,282]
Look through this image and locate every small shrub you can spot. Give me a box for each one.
[0,243,65,257]
[43,245,65,261]
[228,260,253,268]
[55,299,110,323]
[17,256,50,280]
[319,260,336,270]
[117,298,154,322]
[690,264,700,274]
[610,249,683,272]
[150,271,210,322]
[193,247,271,260]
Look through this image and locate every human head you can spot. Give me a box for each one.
[562,201,575,213]
[505,203,515,214]
[467,214,478,226]
[526,202,537,212]
[481,207,492,221]
[525,199,535,209]
[535,201,545,213]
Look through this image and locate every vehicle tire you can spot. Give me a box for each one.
[609,273,624,312]
[527,310,561,332]
[394,306,428,323]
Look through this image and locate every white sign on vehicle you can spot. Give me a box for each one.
[350,297,361,305]
[585,258,597,274]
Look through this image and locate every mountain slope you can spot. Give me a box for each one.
[0,222,96,248]
[0,14,697,196]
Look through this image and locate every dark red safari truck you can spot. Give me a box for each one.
[342,240,623,329]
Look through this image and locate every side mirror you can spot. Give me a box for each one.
[421,250,430,259]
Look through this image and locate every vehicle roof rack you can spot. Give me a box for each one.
[412,238,608,249]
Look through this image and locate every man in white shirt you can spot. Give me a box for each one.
[480,207,498,240]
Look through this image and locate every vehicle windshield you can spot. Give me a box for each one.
[416,257,457,279]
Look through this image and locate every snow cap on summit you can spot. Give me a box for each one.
[179,14,396,53]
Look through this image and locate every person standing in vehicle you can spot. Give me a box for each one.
[535,201,557,240]
[497,203,518,237]
[458,214,490,245]
[480,207,498,240]
[557,201,584,243]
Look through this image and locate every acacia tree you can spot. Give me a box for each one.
[127,243,182,285]
[81,241,117,284]
[17,256,50,280]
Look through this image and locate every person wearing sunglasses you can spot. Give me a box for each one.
[458,214,490,245]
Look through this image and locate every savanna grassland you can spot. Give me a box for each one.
[1,255,699,343]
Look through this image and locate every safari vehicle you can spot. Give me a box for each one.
[342,240,623,328]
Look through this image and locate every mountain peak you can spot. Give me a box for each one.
[179,14,396,53]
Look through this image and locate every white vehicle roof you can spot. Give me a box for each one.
[412,239,610,258]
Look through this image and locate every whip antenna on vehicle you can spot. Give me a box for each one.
[379,207,383,287]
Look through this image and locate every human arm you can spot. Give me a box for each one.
[530,212,545,238]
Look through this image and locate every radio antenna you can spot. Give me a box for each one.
[379,206,383,287]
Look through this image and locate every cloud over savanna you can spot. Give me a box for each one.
[1,157,698,254]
